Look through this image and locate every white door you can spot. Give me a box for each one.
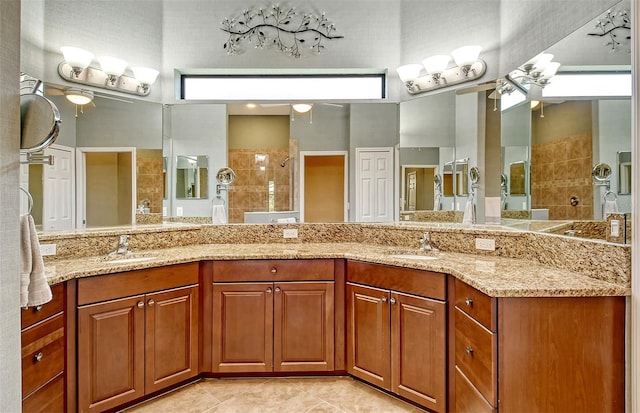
[356,147,394,222]
[42,145,74,231]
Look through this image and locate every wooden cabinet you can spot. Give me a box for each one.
[212,259,336,373]
[346,261,446,412]
[77,263,199,413]
[21,283,66,413]
[450,277,626,413]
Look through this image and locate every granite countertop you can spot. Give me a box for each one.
[43,243,630,298]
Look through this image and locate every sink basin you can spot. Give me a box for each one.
[98,252,158,264]
[388,254,439,261]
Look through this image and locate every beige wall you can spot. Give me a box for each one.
[304,155,345,222]
[85,152,133,227]
[228,115,290,150]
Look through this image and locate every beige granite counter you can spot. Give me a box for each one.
[44,242,629,298]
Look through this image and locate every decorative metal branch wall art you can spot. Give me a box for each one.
[222,5,344,58]
[588,8,630,52]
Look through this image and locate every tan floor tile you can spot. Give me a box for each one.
[125,381,223,413]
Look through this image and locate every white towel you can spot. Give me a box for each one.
[20,214,52,308]
[433,194,441,211]
[604,200,619,216]
[462,196,476,225]
[212,204,227,224]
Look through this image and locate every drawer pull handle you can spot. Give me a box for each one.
[148,299,155,307]
[465,347,474,356]
[34,352,43,362]
[35,305,43,312]
[275,287,281,293]
[271,268,277,274]
[381,296,387,303]
[389,297,396,304]
[137,301,144,308]
[465,298,473,307]
[266,287,273,294]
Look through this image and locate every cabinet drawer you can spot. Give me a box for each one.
[454,279,496,331]
[21,283,64,329]
[213,259,334,282]
[21,313,65,398]
[454,366,496,413]
[347,260,445,300]
[22,372,65,413]
[455,308,496,406]
[78,262,199,305]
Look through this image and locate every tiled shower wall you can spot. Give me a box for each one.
[228,149,291,223]
[136,149,163,214]
[531,133,593,220]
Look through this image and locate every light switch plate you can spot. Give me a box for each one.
[611,220,620,237]
[283,228,298,238]
[176,207,183,216]
[40,243,57,256]
[475,238,496,251]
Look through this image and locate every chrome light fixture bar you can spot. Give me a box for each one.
[397,45,486,95]
[58,46,158,97]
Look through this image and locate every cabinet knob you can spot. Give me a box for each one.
[275,287,281,293]
[389,297,396,304]
[137,301,145,308]
[465,347,474,356]
[381,296,387,303]
[465,298,473,307]
[271,268,277,274]
[35,305,43,312]
[266,287,273,294]
[148,299,155,306]
[34,352,43,362]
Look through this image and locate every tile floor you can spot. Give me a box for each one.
[123,376,427,413]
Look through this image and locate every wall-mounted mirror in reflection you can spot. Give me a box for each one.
[509,161,527,195]
[455,158,469,196]
[176,155,209,199]
[617,151,631,194]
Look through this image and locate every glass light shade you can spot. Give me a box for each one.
[61,46,94,70]
[451,45,481,67]
[532,53,554,72]
[65,89,94,105]
[131,66,159,85]
[292,103,313,113]
[422,55,450,75]
[396,64,423,82]
[540,62,560,79]
[97,56,128,76]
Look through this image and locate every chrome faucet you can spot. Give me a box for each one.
[419,232,439,252]
[111,235,130,255]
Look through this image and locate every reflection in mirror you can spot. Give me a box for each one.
[617,151,631,194]
[442,162,454,197]
[455,158,469,196]
[399,147,440,212]
[509,161,526,195]
[176,155,209,199]
[592,162,612,182]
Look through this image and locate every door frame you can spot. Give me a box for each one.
[299,151,349,223]
[75,147,137,229]
[400,164,439,212]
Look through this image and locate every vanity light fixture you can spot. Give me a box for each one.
[58,46,159,96]
[396,45,486,95]
[506,52,561,88]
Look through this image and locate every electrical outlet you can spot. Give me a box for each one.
[611,220,620,237]
[176,207,183,216]
[162,207,167,216]
[283,228,298,239]
[475,238,496,251]
[40,243,57,256]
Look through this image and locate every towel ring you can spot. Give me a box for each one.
[214,196,225,205]
[603,190,618,202]
[20,186,33,214]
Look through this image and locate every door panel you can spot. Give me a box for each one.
[43,146,73,231]
[356,148,394,222]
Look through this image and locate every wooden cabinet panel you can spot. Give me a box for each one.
[274,282,334,372]
[346,283,391,390]
[145,285,199,393]
[391,292,446,412]
[454,279,496,332]
[454,307,496,406]
[21,313,65,398]
[213,259,335,282]
[78,295,145,413]
[22,373,65,413]
[21,283,64,329]
[454,366,495,413]
[212,283,274,373]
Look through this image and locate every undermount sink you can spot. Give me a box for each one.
[98,252,158,264]
[388,254,439,261]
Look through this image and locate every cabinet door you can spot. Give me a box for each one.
[212,283,274,373]
[346,283,391,390]
[78,295,145,413]
[391,292,446,412]
[274,282,335,372]
[145,285,199,393]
